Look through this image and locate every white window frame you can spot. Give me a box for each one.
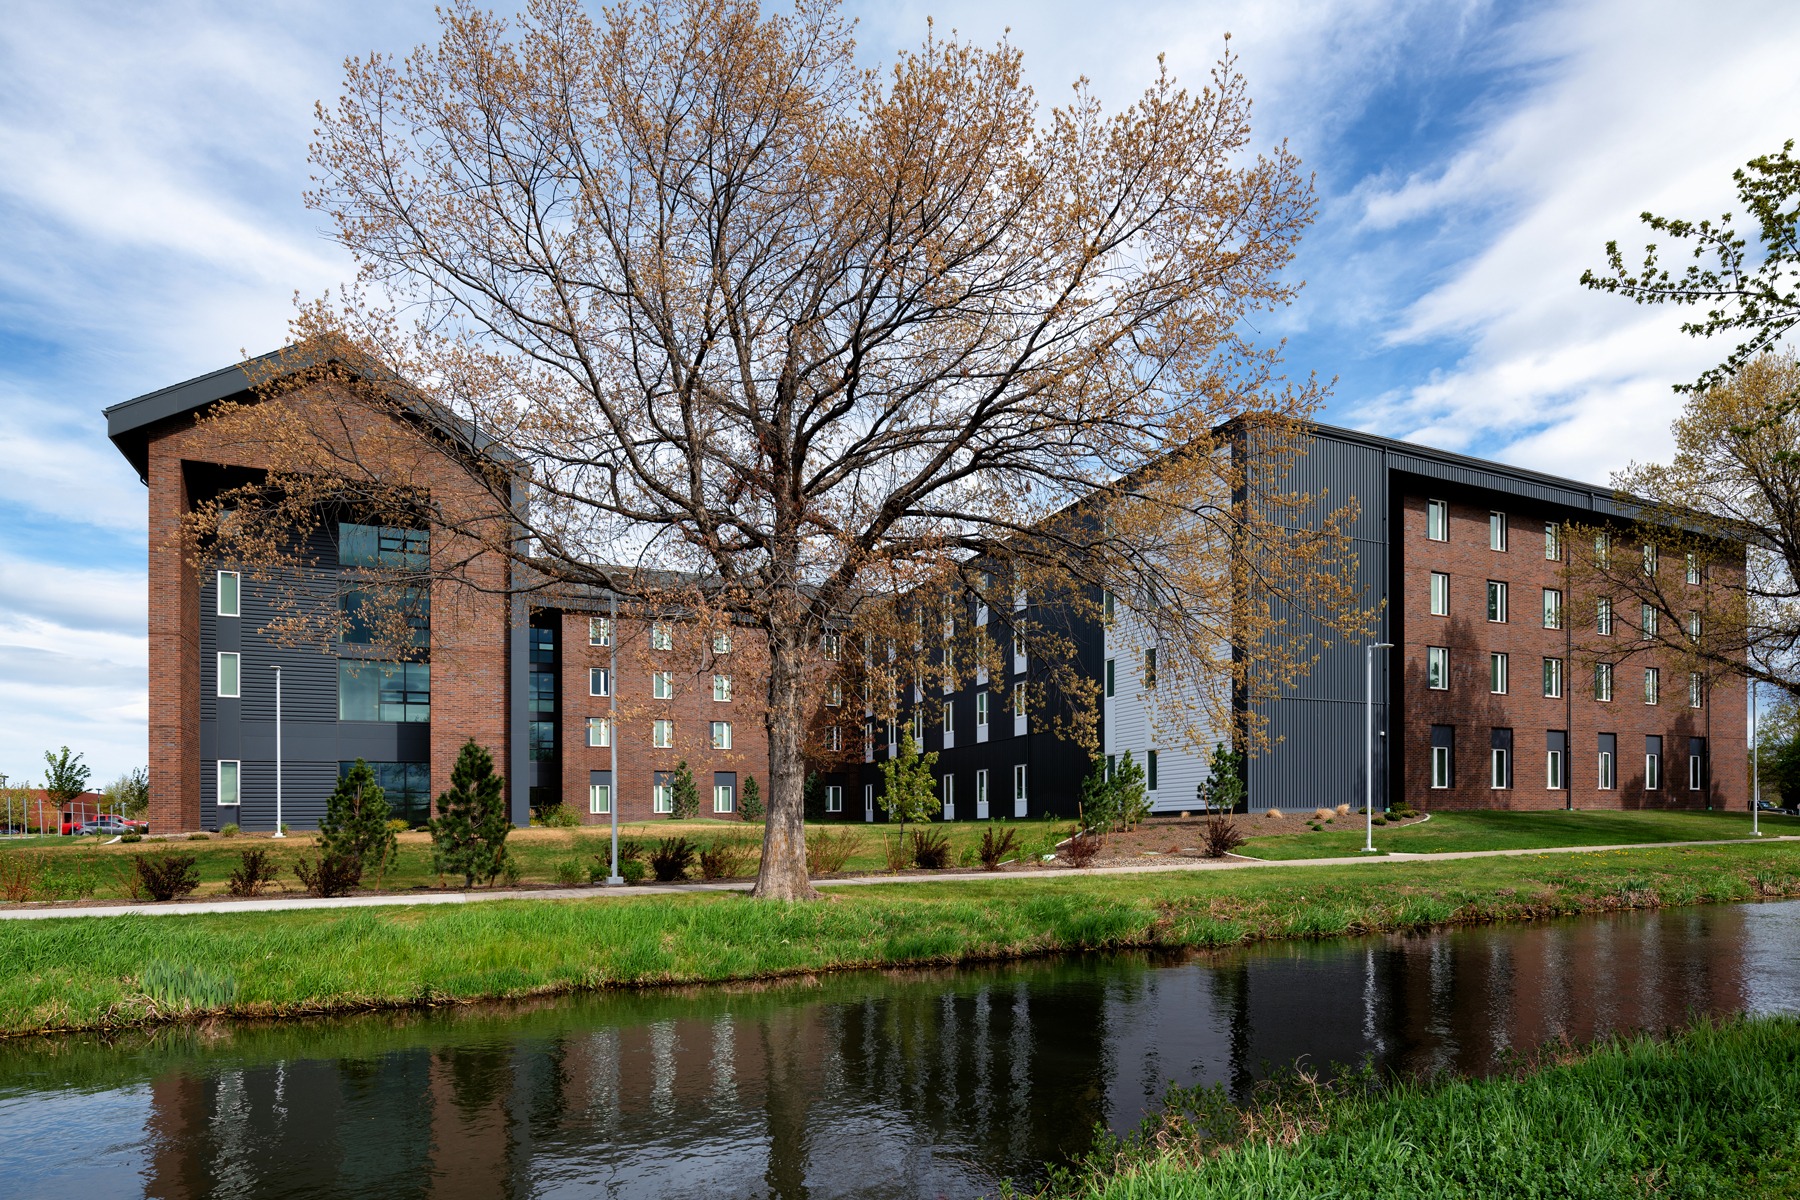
[1645,752,1662,790]
[1430,745,1451,789]
[1543,588,1562,630]
[975,768,990,818]
[589,782,611,814]
[651,622,672,651]
[1641,604,1658,639]
[1427,646,1449,691]
[713,673,732,702]
[711,720,732,750]
[714,783,735,814]
[941,774,955,820]
[1643,544,1657,576]
[827,681,842,708]
[653,718,673,748]
[1544,522,1561,561]
[217,570,240,617]
[825,784,843,813]
[1012,763,1028,816]
[216,651,240,698]
[976,691,989,726]
[652,671,673,700]
[1546,749,1564,790]
[1598,751,1615,790]
[942,700,954,736]
[1686,553,1701,585]
[589,668,610,697]
[1543,657,1563,699]
[1489,511,1507,552]
[1688,754,1703,791]
[864,783,875,821]
[653,782,674,813]
[1426,499,1448,541]
[1597,597,1614,636]
[1489,652,1508,695]
[1644,667,1660,706]
[826,724,841,751]
[217,759,241,806]
[1429,572,1449,617]
[912,708,925,744]
[1689,672,1704,709]
[589,617,611,646]
[586,717,611,747]
[713,630,732,654]
[1486,581,1508,623]
[1490,748,1509,790]
[1595,662,1614,702]
[822,631,841,660]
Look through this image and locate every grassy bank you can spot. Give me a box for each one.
[1039,1014,1800,1198]
[1239,808,1782,860]
[3,841,1798,1036]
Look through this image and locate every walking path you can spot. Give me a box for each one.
[2,833,1795,922]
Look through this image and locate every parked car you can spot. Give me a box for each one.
[76,816,140,836]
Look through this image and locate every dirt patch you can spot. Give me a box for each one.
[1072,812,1427,864]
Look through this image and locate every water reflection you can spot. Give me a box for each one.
[2,901,1796,1199]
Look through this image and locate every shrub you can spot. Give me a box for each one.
[321,759,396,884]
[978,825,1020,870]
[540,804,580,829]
[911,828,952,869]
[669,761,700,820]
[1200,816,1245,859]
[649,836,696,881]
[430,739,511,887]
[698,838,757,880]
[0,854,44,903]
[226,848,279,897]
[806,828,860,875]
[620,858,647,884]
[187,833,210,841]
[554,859,583,886]
[883,833,911,872]
[738,775,764,822]
[141,960,237,1011]
[500,855,523,887]
[294,853,361,897]
[135,853,201,901]
[219,823,241,838]
[120,833,142,844]
[386,818,411,833]
[1062,831,1103,868]
[1372,815,1388,826]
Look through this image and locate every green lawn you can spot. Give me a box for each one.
[1239,808,1783,860]
[2,839,1797,1036]
[1060,1014,1800,1199]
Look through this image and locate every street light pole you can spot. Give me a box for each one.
[271,665,285,838]
[606,591,623,884]
[1752,680,1762,837]
[1364,642,1394,854]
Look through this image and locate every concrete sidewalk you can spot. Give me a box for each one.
[2,832,1795,922]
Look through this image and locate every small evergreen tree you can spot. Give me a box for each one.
[430,739,511,887]
[1203,742,1247,812]
[670,760,700,818]
[739,775,764,822]
[319,758,396,884]
[877,729,940,845]
[1111,750,1150,830]
[1078,759,1117,832]
[802,769,825,820]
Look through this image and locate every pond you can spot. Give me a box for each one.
[3,899,1798,1198]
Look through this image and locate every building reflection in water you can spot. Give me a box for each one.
[3,900,1795,1200]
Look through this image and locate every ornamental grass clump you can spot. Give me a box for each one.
[803,829,858,875]
[978,825,1020,870]
[141,959,237,1012]
[649,837,696,882]
[698,838,757,880]
[910,828,952,870]
[1201,816,1246,859]
[1062,831,1103,868]
[294,854,361,898]
[226,848,279,897]
[430,739,511,888]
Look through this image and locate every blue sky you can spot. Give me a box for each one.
[2,0,1796,784]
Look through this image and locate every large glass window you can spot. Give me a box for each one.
[529,721,556,761]
[339,761,430,826]
[528,627,556,664]
[651,622,673,651]
[338,522,427,569]
[338,660,431,722]
[341,588,430,647]
[529,672,556,715]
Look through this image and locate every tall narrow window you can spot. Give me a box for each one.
[1689,672,1704,708]
[589,779,611,814]
[822,631,841,660]
[976,691,989,726]
[1543,657,1563,699]
[651,622,672,650]
[1427,646,1450,690]
[1595,662,1614,702]
[1597,597,1614,636]
[1430,725,1454,788]
[1641,603,1658,638]
[652,671,672,699]
[1491,747,1510,789]
[589,668,610,697]
[1595,531,1611,567]
[1013,763,1028,807]
[586,717,610,747]
[1644,667,1660,706]
[1546,748,1564,790]
[216,652,240,698]
[217,571,240,617]
[1544,522,1561,561]
[912,708,925,744]
[1426,499,1448,541]
[711,721,732,750]
[825,785,843,813]
[826,724,841,751]
[1687,611,1701,641]
[1105,658,1116,697]
[1013,685,1026,719]
[653,775,674,814]
[1645,735,1663,790]
[1144,647,1157,688]
[1643,544,1658,576]
[589,617,611,646]
[1489,652,1509,695]
[713,674,732,702]
[653,719,673,748]
[1486,581,1508,623]
[1429,572,1449,616]
[827,680,841,707]
[1489,512,1507,551]
[1686,553,1701,585]
[1146,750,1159,792]
[1688,738,1706,790]
[1598,733,1616,790]
[1012,630,1026,664]
[1102,590,1115,619]
[217,759,241,806]
[1542,588,1562,630]
[713,630,732,654]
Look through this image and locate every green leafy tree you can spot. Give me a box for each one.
[103,768,150,819]
[739,775,764,822]
[430,739,511,887]
[1203,742,1247,812]
[877,729,940,846]
[670,760,700,819]
[42,746,91,805]
[1766,733,1800,808]
[320,759,397,884]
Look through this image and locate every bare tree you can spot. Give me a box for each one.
[198,0,1367,899]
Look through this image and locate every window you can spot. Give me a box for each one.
[1595,662,1614,702]
[1546,749,1564,790]
[341,761,431,826]
[1645,736,1663,790]
[1489,511,1507,551]
[1427,646,1450,690]
[337,661,431,722]
[529,721,556,761]
[713,674,732,702]
[1542,588,1562,630]
[1543,657,1563,698]
[589,668,610,696]
[1641,603,1658,638]
[1597,597,1613,636]
[1429,572,1449,616]
[1491,747,1510,789]
[1689,747,1704,791]
[826,725,841,751]
[1486,581,1508,623]
[976,769,989,814]
[1146,750,1159,792]
[1430,728,1454,789]
[530,671,556,715]
[589,617,611,646]
[715,782,736,814]
[651,622,672,651]
[1595,531,1611,567]
[825,785,843,813]
[976,691,989,726]
[822,631,841,660]
[1688,612,1701,641]
[338,522,427,569]
[652,671,673,699]
[1644,667,1660,705]
[1598,735,1616,790]
[912,709,925,743]
[1544,522,1561,561]
[528,626,555,664]
[340,588,431,647]
[1105,658,1116,697]
[887,719,897,753]
[1102,590,1115,619]
[1689,672,1704,708]
[589,778,611,814]
[713,630,732,654]
[216,651,240,698]
[1012,629,1026,663]
[653,774,674,814]
[1013,685,1026,719]
[827,680,841,707]
[653,719,673,748]
[1426,499,1448,541]
[217,571,240,617]
[1144,647,1157,688]
[586,717,611,747]
[217,759,240,806]
[1686,553,1701,585]
[1643,543,1657,576]
[1013,763,1028,806]
[711,721,732,750]
[942,700,954,735]
[1489,652,1508,695]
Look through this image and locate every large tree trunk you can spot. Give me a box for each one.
[753,628,818,900]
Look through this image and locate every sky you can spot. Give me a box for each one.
[1,0,1796,785]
